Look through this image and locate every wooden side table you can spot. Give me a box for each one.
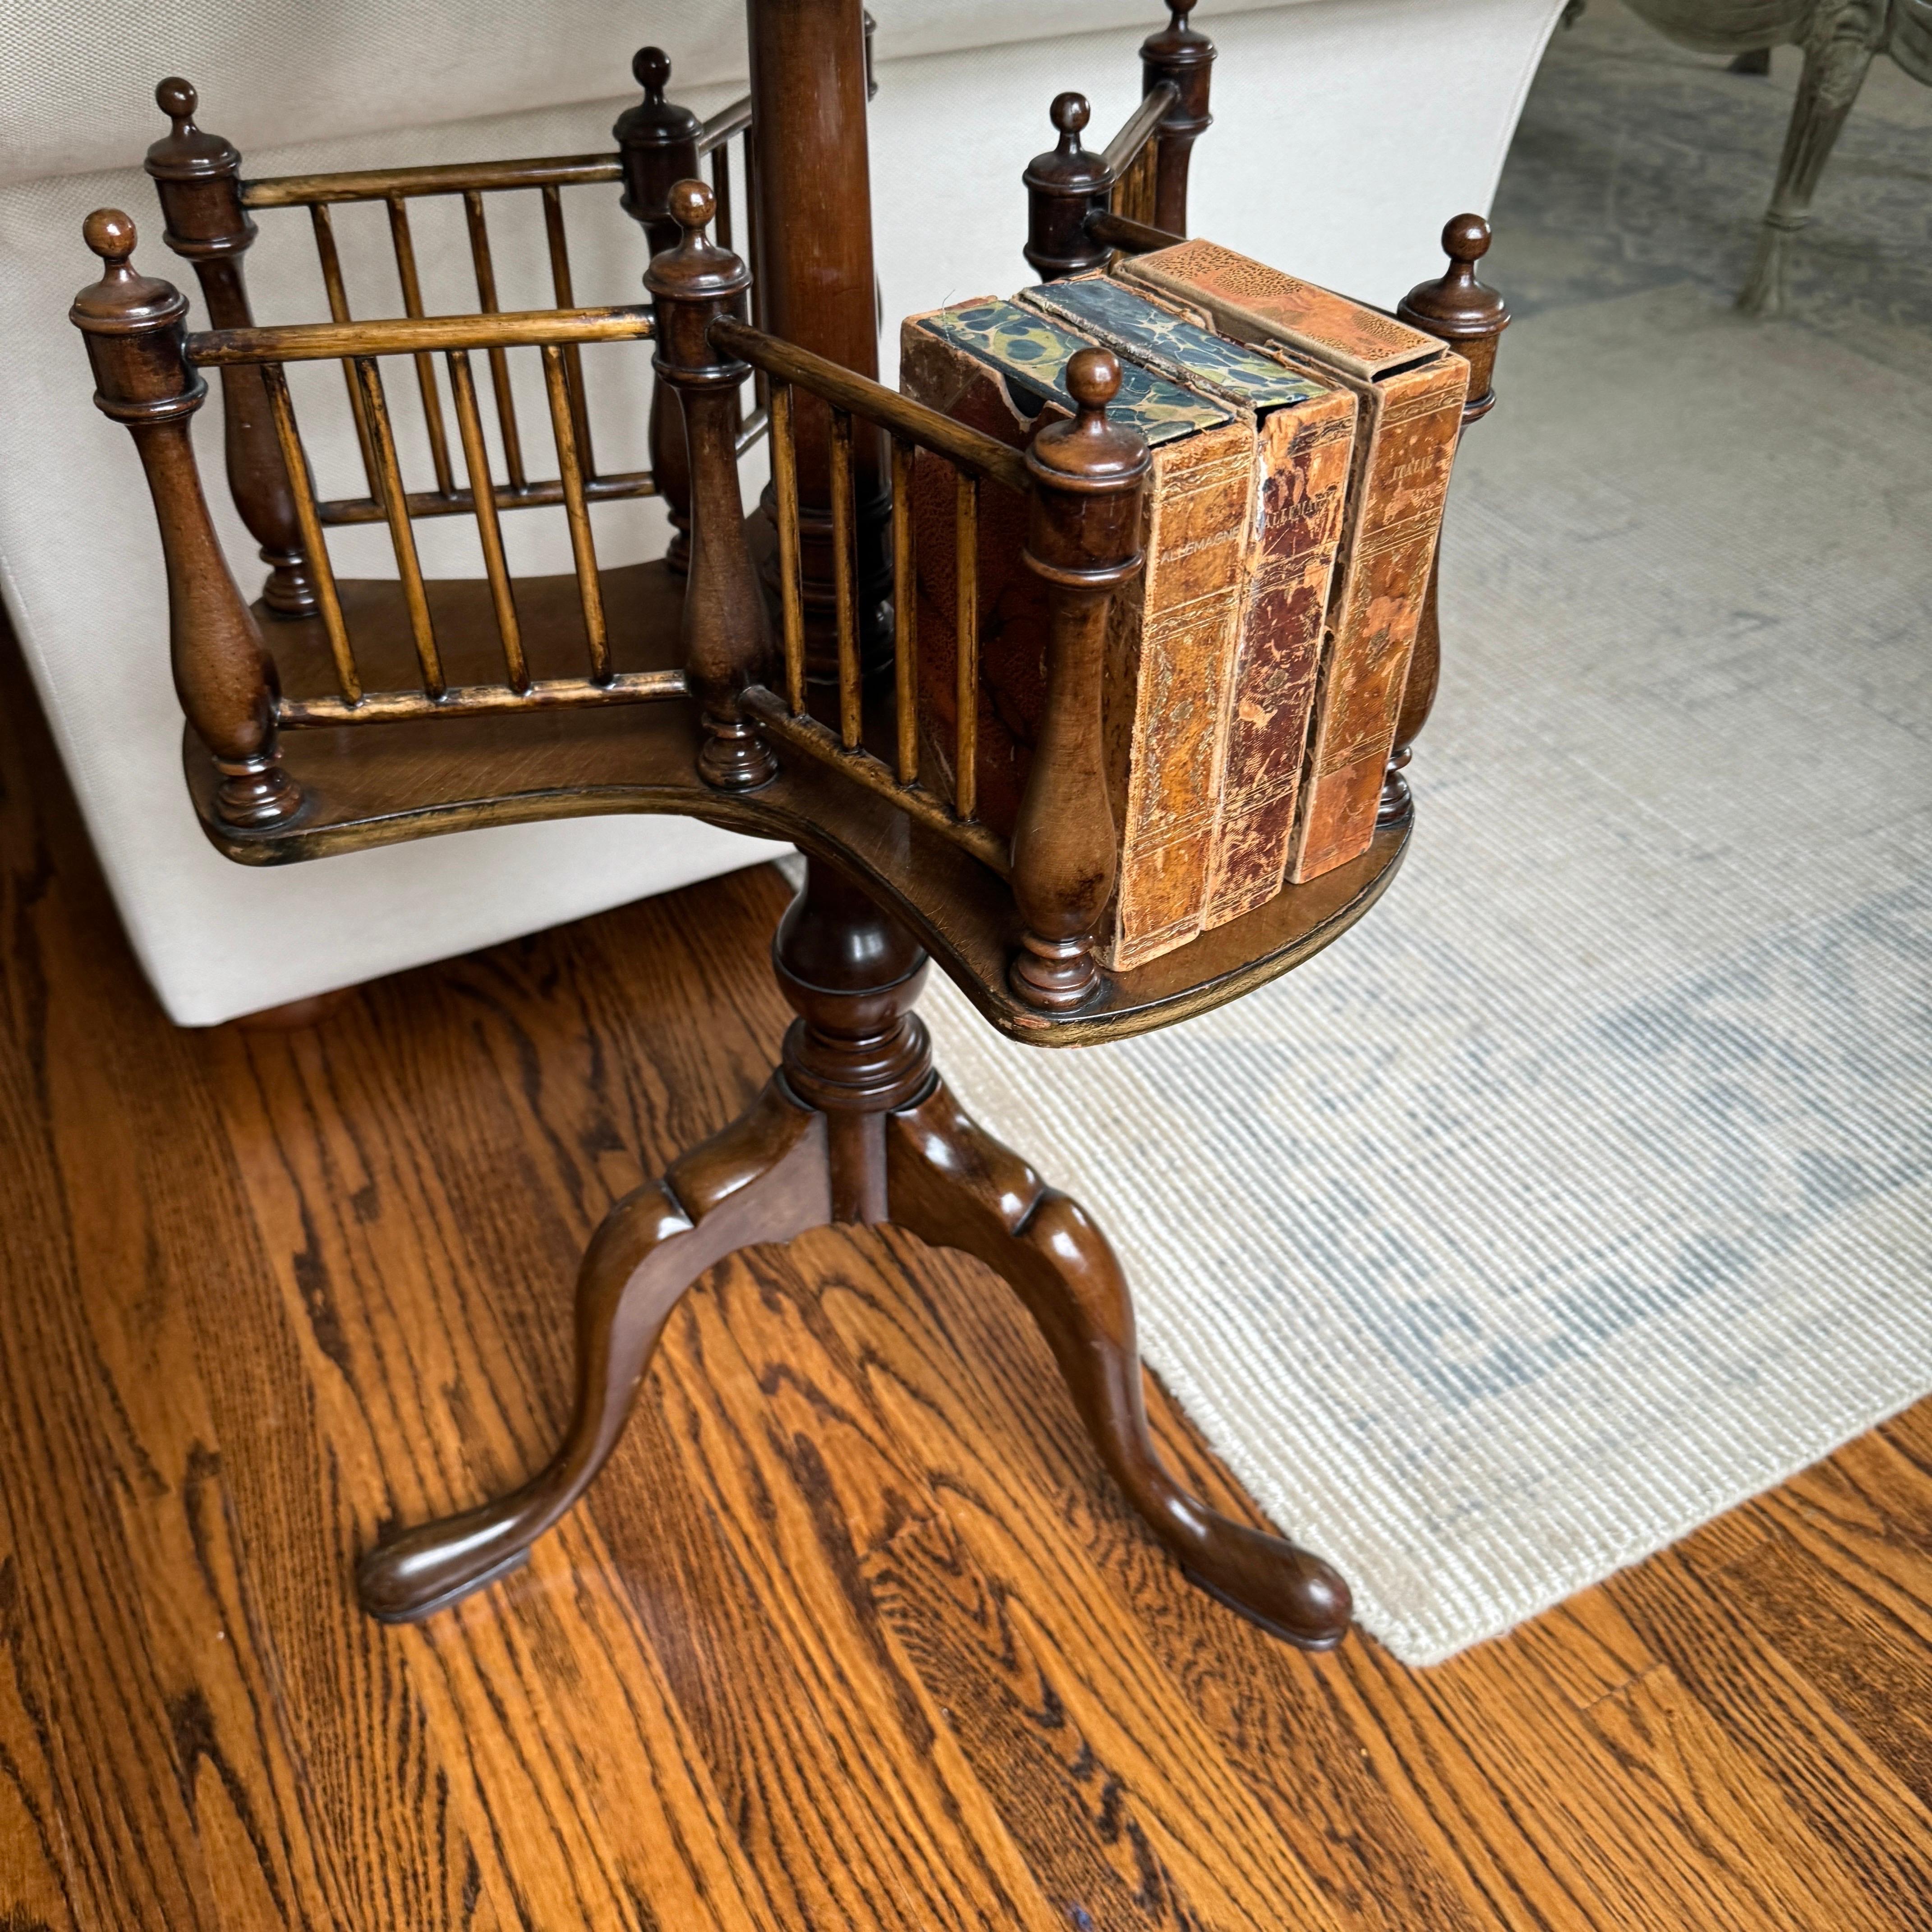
[70,0,1507,1651]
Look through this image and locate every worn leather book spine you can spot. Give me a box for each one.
[1011,274,1360,926]
[1279,349,1467,880]
[1120,243,1472,880]
[898,303,1254,968]
[1203,382,1357,923]
[1104,420,1257,966]
[1119,239,1446,382]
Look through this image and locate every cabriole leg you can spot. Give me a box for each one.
[356,1081,831,1622]
[884,1080,1355,1649]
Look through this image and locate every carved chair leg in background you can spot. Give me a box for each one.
[1737,0,1886,315]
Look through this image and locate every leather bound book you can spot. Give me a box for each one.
[1121,243,1470,881]
[1017,275,1357,926]
[900,298,1254,969]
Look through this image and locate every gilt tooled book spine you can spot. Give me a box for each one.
[1279,350,1467,882]
[1012,274,1362,925]
[1121,242,1471,882]
[897,299,1253,969]
[1204,386,1357,921]
[1118,239,1446,382]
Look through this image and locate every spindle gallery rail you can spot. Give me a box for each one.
[141,46,760,614]
[189,301,684,728]
[712,318,1028,878]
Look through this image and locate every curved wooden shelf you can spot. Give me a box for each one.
[198,566,1408,1046]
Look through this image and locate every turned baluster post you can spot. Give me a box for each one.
[1009,349,1150,1011]
[1140,0,1215,237]
[1380,213,1510,824]
[145,78,317,618]
[645,181,777,792]
[1023,93,1113,284]
[71,211,301,828]
[616,47,703,573]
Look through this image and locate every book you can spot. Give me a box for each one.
[1017,274,1357,926]
[1120,242,1470,881]
[900,296,1256,970]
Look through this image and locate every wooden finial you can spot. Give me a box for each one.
[1011,347,1151,1011]
[146,76,246,198]
[616,47,703,219]
[155,75,197,129]
[616,46,704,573]
[644,178,774,792]
[634,44,670,97]
[144,78,318,618]
[71,209,303,830]
[1380,212,1512,827]
[1398,213,1510,418]
[1140,0,1216,236]
[82,206,140,276]
[74,209,191,336]
[1051,91,1090,153]
[1024,93,1111,282]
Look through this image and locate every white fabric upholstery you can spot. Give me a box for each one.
[0,0,1563,1023]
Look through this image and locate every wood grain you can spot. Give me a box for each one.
[2,604,1929,1930]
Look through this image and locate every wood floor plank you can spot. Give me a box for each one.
[5,606,1932,1932]
[813,1232,1357,1932]
[598,1246,1071,1932]
[0,1541,83,1932]
[194,1009,785,1932]
[862,1227,1524,1932]
[1606,1546,1932,1927]
[1584,1662,1903,1932]
[1720,1530,1932,1809]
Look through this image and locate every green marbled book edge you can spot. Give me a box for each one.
[1018,275,1333,416]
[914,299,1230,446]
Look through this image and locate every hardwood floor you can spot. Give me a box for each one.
[3,625,1929,1932]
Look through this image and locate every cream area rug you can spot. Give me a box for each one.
[919,11,1932,1665]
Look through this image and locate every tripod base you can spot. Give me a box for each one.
[357,863,1353,1650]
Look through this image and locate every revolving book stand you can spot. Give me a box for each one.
[71,0,1508,1648]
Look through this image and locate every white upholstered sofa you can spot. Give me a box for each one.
[0,0,1564,1024]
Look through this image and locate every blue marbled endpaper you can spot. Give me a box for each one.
[1021,277,1329,414]
[916,299,1231,445]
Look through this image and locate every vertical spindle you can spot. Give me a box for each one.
[770,384,807,714]
[72,210,302,828]
[1379,214,1511,825]
[461,192,526,492]
[829,409,860,749]
[258,363,358,705]
[354,357,444,698]
[953,470,979,823]
[1010,349,1150,1011]
[386,198,456,497]
[145,79,317,616]
[308,203,383,500]
[447,350,528,690]
[891,438,917,786]
[538,186,597,481]
[542,344,612,685]
[644,179,776,790]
